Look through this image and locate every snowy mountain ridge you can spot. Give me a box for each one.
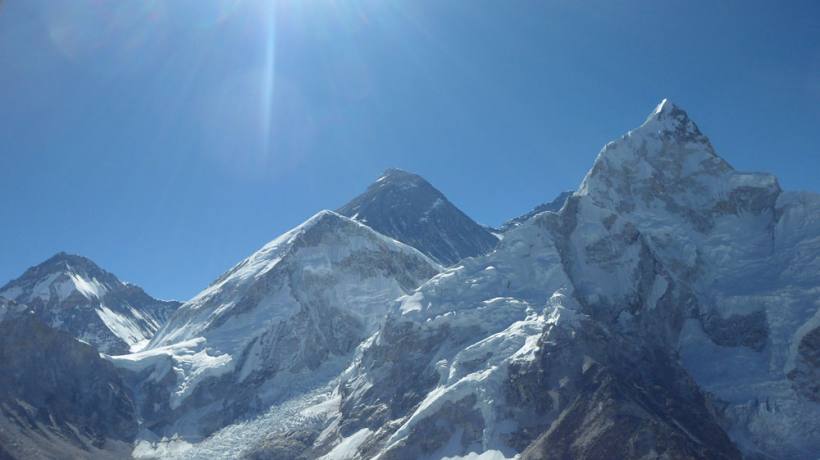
[500,191,573,232]
[109,210,441,441]
[1,99,819,460]
[256,99,818,460]
[0,252,180,355]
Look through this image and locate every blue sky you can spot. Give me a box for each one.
[1,0,818,300]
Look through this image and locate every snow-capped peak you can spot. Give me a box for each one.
[649,97,675,117]
[151,209,440,348]
[376,168,423,186]
[197,210,437,300]
[0,252,120,304]
[118,209,441,434]
[575,99,773,221]
[0,252,179,354]
[638,97,711,148]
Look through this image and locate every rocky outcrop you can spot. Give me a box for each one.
[789,325,820,402]
[0,316,137,459]
[515,321,739,460]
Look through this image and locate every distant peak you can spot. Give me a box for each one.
[653,98,676,115]
[13,252,114,286]
[377,168,425,184]
[38,252,101,273]
[337,168,497,265]
[638,98,709,145]
[383,167,411,176]
[644,98,688,123]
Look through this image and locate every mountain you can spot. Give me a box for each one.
[111,211,440,443]
[231,100,818,460]
[0,253,180,355]
[500,190,573,231]
[0,315,138,460]
[337,168,499,265]
[3,100,819,460]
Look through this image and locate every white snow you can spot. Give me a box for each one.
[110,338,234,409]
[319,428,372,460]
[380,303,553,457]
[97,304,151,347]
[117,210,441,434]
[69,273,108,299]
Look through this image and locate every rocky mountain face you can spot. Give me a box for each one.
[217,100,817,460]
[0,253,180,355]
[0,315,138,460]
[110,211,441,442]
[2,100,819,460]
[337,168,499,266]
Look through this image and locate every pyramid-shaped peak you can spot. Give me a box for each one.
[287,210,372,242]
[341,170,444,216]
[380,168,421,180]
[653,98,679,115]
[644,98,690,124]
[302,209,346,227]
[576,100,772,223]
[375,168,430,188]
[245,210,353,256]
[12,252,112,285]
[337,169,498,265]
[640,98,704,139]
[0,252,123,300]
[42,251,99,269]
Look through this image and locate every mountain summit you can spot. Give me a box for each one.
[0,252,179,354]
[337,168,498,265]
[121,210,440,438]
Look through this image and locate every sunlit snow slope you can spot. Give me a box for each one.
[114,210,441,442]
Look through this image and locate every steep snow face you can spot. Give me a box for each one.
[337,169,499,265]
[151,211,440,350]
[323,213,577,459]
[120,211,440,441]
[578,99,777,229]
[0,253,180,355]
[566,100,818,457]
[321,205,739,460]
